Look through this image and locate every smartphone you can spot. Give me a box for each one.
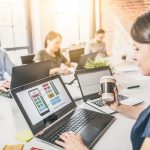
[28,88,50,116]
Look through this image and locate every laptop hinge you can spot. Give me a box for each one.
[35,108,76,137]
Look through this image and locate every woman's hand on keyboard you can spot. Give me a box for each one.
[55,131,89,150]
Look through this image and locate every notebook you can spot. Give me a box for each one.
[11,75,115,149]
[75,67,143,114]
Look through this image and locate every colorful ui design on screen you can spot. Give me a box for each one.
[29,89,50,116]
[42,81,61,106]
[28,81,62,116]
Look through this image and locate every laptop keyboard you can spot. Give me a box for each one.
[92,94,128,107]
[44,109,95,143]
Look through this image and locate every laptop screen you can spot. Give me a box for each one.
[76,67,111,100]
[11,75,76,134]
[11,60,51,89]
[77,52,98,70]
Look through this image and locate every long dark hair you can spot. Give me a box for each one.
[131,11,150,43]
[44,31,62,57]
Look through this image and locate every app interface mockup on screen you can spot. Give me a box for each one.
[78,70,111,96]
[16,78,72,125]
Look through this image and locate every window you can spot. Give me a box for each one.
[0,0,32,64]
[54,0,80,48]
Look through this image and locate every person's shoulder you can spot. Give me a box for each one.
[0,47,8,56]
[140,106,150,136]
[35,49,46,55]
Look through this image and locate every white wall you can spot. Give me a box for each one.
[30,0,42,52]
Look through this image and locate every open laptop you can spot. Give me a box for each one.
[61,52,98,88]
[11,75,115,149]
[11,60,51,89]
[77,52,98,70]
[21,54,35,64]
[75,67,143,114]
[2,60,51,98]
[69,47,84,63]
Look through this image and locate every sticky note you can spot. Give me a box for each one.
[3,144,24,150]
[15,130,33,142]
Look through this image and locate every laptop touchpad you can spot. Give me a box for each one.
[79,124,100,147]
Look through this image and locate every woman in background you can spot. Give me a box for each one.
[34,31,73,75]
[55,11,150,150]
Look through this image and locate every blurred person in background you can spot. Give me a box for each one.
[84,29,107,57]
[34,31,74,75]
[0,47,14,92]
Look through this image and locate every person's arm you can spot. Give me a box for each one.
[114,104,144,119]
[107,88,144,119]
[64,61,76,68]
[64,61,72,67]
[61,53,75,68]
[84,42,92,55]
[33,51,43,62]
[0,80,11,92]
[49,68,71,75]
[140,137,150,150]
[3,49,15,76]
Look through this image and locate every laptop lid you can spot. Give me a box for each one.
[76,67,112,101]
[21,54,35,64]
[77,52,98,70]
[69,47,84,63]
[11,60,51,89]
[11,75,76,135]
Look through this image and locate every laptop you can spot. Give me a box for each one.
[21,54,35,64]
[11,60,51,89]
[11,75,115,149]
[69,47,84,63]
[75,67,143,114]
[77,52,98,70]
[61,52,98,88]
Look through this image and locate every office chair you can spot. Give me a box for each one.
[21,54,35,64]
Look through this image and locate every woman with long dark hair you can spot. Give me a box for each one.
[55,11,150,150]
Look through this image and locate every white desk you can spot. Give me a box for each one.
[0,71,150,150]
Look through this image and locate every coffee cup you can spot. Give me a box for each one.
[100,76,116,102]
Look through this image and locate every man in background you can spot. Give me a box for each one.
[0,47,14,92]
[84,29,107,57]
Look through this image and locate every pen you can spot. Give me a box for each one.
[127,85,140,89]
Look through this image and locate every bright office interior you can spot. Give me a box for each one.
[1,0,150,150]
[0,0,145,65]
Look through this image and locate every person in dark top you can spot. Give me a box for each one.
[34,31,73,75]
[55,11,150,150]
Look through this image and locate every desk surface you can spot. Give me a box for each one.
[0,71,150,150]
